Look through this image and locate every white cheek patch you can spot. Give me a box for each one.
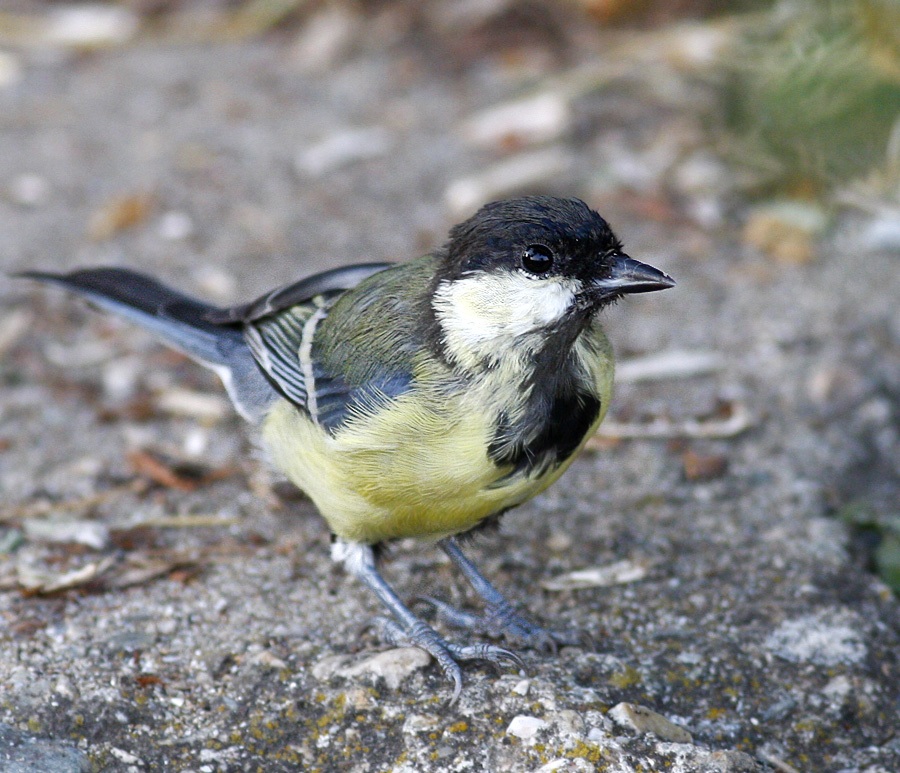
[432,271,580,362]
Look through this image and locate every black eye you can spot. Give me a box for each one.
[521,244,554,275]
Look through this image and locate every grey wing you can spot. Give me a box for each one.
[227,262,397,421]
[243,298,329,409]
[206,263,393,324]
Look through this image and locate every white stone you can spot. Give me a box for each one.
[337,647,431,690]
[506,715,548,740]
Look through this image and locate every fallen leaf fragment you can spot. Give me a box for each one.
[107,555,199,589]
[682,450,728,481]
[135,674,163,688]
[541,560,648,591]
[590,401,752,443]
[18,556,116,594]
[126,448,236,492]
[743,200,828,265]
[23,518,110,550]
[128,449,198,491]
[88,192,155,241]
[615,350,723,383]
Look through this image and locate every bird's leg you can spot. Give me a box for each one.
[429,536,584,653]
[332,539,523,704]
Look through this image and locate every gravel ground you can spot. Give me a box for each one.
[0,8,898,773]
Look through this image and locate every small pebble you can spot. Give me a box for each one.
[41,5,139,48]
[461,92,571,148]
[108,747,143,765]
[861,213,900,252]
[511,678,531,696]
[336,647,431,690]
[0,51,22,89]
[608,702,693,743]
[158,210,194,241]
[296,127,393,177]
[291,6,358,72]
[248,650,288,670]
[8,173,50,207]
[444,148,570,217]
[155,388,229,422]
[534,758,595,772]
[546,532,572,552]
[191,265,237,301]
[403,714,441,734]
[506,714,548,740]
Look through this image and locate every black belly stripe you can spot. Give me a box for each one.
[488,390,601,476]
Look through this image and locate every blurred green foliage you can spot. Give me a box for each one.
[718,0,900,194]
[838,500,900,594]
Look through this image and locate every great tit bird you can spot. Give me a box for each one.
[19,196,673,702]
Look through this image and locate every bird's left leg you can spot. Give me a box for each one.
[332,539,523,703]
[422,536,584,653]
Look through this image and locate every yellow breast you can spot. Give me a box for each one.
[261,324,614,545]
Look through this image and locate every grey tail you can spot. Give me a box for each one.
[17,268,276,422]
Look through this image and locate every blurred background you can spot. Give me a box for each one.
[1,0,898,257]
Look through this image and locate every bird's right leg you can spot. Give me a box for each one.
[332,540,523,704]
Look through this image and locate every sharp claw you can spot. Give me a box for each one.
[447,671,463,707]
[448,642,526,672]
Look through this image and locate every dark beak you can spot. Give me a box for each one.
[591,254,675,298]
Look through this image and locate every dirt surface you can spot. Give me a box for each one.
[1,7,898,773]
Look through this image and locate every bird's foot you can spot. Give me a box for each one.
[370,616,524,705]
[417,595,588,655]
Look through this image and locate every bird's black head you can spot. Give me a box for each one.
[430,196,673,371]
[440,196,673,311]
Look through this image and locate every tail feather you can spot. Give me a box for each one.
[18,267,276,422]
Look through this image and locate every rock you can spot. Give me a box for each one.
[335,647,431,690]
[609,703,693,743]
[248,650,287,670]
[511,679,531,696]
[0,723,90,773]
[765,609,867,666]
[506,715,549,740]
[533,758,595,772]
